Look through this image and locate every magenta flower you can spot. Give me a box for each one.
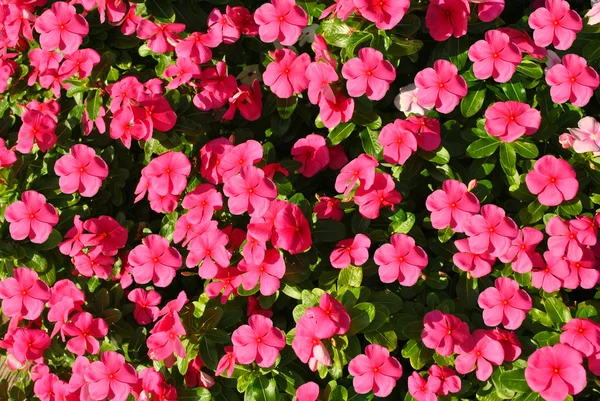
[272,202,312,254]
[348,344,403,397]
[526,155,579,207]
[293,315,333,371]
[408,371,440,401]
[375,233,428,286]
[296,382,319,401]
[499,227,544,273]
[207,7,240,44]
[12,329,51,363]
[456,329,504,381]
[525,344,586,401]
[546,216,585,261]
[415,60,468,114]
[83,215,127,256]
[463,204,519,257]
[468,30,522,82]
[428,365,461,395]
[239,249,285,296]
[136,20,185,54]
[305,293,351,336]
[84,351,138,401]
[223,166,278,218]
[186,225,231,279]
[144,151,192,197]
[473,0,505,22]
[335,153,378,195]
[223,80,263,122]
[216,346,237,377]
[425,179,480,233]
[426,0,470,42]
[231,314,286,368]
[34,2,89,54]
[194,62,238,111]
[318,91,355,129]
[164,58,200,90]
[453,238,495,278]
[218,139,263,181]
[0,138,16,168]
[291,134,330,178]
[73,249,114,279]
[561,318,600,357]
[491,327,522,362]
[564,251,599,289]
[478,277,532,330]
[306,62,338,105]
[16,109,57,154]
[378,119,418,165]
[5,190,58,244]
[54,144,109,197]
[206,266,242,304]
[353,0,409,30]
[175,31,220,64]
[182,184,223,224]
[408,116,442,151]
[546,54,600,107]
[263,49,310,99]
[354,172,402,220]
[531,251,570,293]
[342,48,396,101]
[0,267,50,321]
[484,101,542,142]
[421,310,470,356]
[59,49,101,80]
[127,288,161,325]
[129,234,182,288]
[497,27,547,59]
[64,312,108,355]
[330,234,371,269]
[147,315,187,362]
[253,0,308,46]
[529,0,582,50]
[314,196,344,221]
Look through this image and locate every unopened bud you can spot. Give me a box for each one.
[467,179,478,192]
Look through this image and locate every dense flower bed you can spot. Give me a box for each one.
[1,0,600,400]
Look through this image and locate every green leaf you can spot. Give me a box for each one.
[245,376,277,401]
[345,32,373,58]
[348,303,376,335]
[533,331,561,346]
[466,138,500,158]
[543,297,572,325]
[500,80,527,102]
[556,198,583,217]
[456,274,479,309]
[313,220,347,243]
[461,82,487,118]
[401,340,434,370]
[519,200,547,225]
[145,0,175,21]
[339,266,363,288]
[584,39,600,61]
[418,147,450,165]
[322,18,352,48]
[516,60,544,79]
[360,129,383,158]
[85,90,102,121]
[513,141,539,159]
[277,97,298,120]
[369,290,403,314]
[390,212,415,234]
[328,122,356,145]
[364,326,398,351]
[387,37,423,57]
[499,369,529,393]
[499,142,517,177]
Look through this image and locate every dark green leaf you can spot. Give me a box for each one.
[328,122,356,145]
[461,82,487,118]
[466,138,500,158]
[313,220,348,243]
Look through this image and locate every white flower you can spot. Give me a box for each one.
[587,2,600,25]
[544,50,561,73]
[298,24,319,46]
[393,84,431,117]
[236,65,262,86]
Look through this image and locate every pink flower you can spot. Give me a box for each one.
[73,249,114,279]
[58,49,100,80]
[182,184,223,224]
[54,144,108,197]
[529,0,582,50]
[428,365,461,395]
[175,31,219,64]
[378,119,418,165]
[206,267,242,304]
[421,310,470,356]
[335,153,378,195]
[375,233,428,286]
[408,115,442,150]
[127,288,161,325]
[525,344,586,401]
[223,166,277,218]
[426,0,470,41]
[588,2,600,26]
[144,151,192,197]
[34,2,89,54]
[185,355,215,389]
[491,327,522,362]
[5,190,58,244]
[306,62,338,105]
[291,134,330,177]
[499,227,544,273]
[218,139,263,181]
[83,215,127,256]
[194,62,238,111]
[354,172,402,219]
[415,60,468,114]
[314,196,344,221]
[254,0,308,46]
[408,372,440,401]
[0,138,17,168]
[305,293,351,335]
[531,251,570,293]
[164,58,200,90]
[231,314,285,368]
[546,54,600,107]
[272,202,312,254]
[12,329,51,363]
[0,267,50,320]
[468,30,522,82]
[569,116,600,153]
[318,91,355,129]
[186,224,231,279]
[484,101,542,142]
[296,382,319,401]
[561,318,600,357]
[394,84,432,117]
[207,8,240,44]
[64,312,108,355]
[563,250,599,289]
[456,329,504,381]
[215,346,237,377]
[426,180,480,232]
[546,216,585,261]
[263,49,310,99]
[478,277,532,330]
[353,0,410,30]
[239,249,285,296]
[228,6,259,36]
[84,351,138,401]
[129,235,182,288]
[224,80,263,122]
[293,315,333,371]
[497,27,547,59]
[16,109,57,153]
[526,155,579,206]
[330,234,371,269]
[464,204,519,257]
[136,20,185,54]
[200,138,234,184]
[472,0,505,22]
[342,48,396,101]
[453,238,495,278]
[348,344,403,397]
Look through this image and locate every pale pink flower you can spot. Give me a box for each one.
[231,315,286,368]
[568,116,600,153]
[342,47,396,101]
[394,84,432,117]
[348,344,403,397]
[529,0,582,50]
[5,190,58,244]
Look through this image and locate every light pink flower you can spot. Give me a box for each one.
[64,312,108,355]
[546,54,600,107]
[223,166,277,218]
[254,0,308,46]
[231,314,286,368]
[354,172,402,220]
[378,119,418,165]
[421,310,470,356]
[456,329,504,381]
[587,2,600,25]
[569,116,600,153]
[127,288,161,325]
[34,2,89,54]
[342,48,396,101]
[375,233,428,286]
[394,84,432,117]
[525,344,586,401]
[499,227,543,273]
[453,238,495,278]
[84,351,138,401]
[291,134,330,177]
[468,30,522,82]
[526,155,579,207]
[0,267,50,321]
[426,0,470,41]
[484,101,541,142]
[529,0,582,50]
[129,234,182,288]
[239,249,285,296]
[296,382,319,401]
[335,153,378,195]
[5,190,58,244]
[263,49,310,99]
[464,204,519,257]
[54,144,108,197]
[426,180,480,233]
[478,277,532,330]
[415,60,468,114]
[330,234,371,269]
[348,344,403,397]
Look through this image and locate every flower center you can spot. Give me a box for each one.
[550,177,556,183]
[438,83,444,88]
[29,214,35,219]
[476,351,482,356]
[553,20,559,26]
[493,53,498,58]
[153,258,159,263]
[79,167,85,172]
